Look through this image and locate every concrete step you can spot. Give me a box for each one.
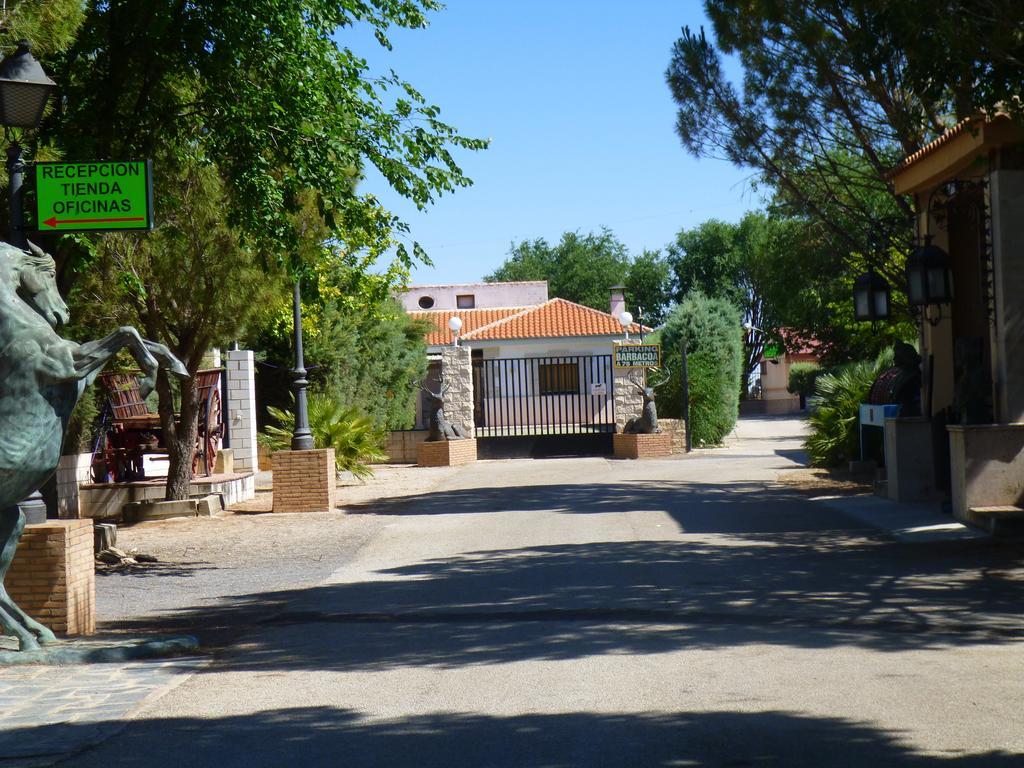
[967,505,1024,536]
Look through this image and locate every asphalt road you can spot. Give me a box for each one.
[52,418,1024,766]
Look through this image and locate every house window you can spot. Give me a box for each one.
[418,295,435,309]
[456,294,476,309]
[538,362,579,395]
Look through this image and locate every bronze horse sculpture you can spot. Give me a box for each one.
[0,240,187,651]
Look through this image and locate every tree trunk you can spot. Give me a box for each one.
[157,369,199,501]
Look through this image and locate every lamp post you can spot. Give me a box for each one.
[618,311,634,341]
[290,278,314,450]
[0,40,56,248]
[449,315,463,346]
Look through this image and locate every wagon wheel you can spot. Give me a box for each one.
[201,386,224,476]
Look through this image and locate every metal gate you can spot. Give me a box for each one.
[473,355,615,437]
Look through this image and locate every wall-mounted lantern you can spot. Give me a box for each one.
[905,236,954,306]
[853,269,891,322]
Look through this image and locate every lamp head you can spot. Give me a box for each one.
[618,311,633,329]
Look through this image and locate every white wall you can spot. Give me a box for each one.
[400,281,548,311]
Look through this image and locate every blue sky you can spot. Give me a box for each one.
[343,1,758,285]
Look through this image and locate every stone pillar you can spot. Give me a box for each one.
[226,349,258,473]
[440,345,474,437]
[612,341,644,432]
[990,169,1024,423]
[7,520,95,636]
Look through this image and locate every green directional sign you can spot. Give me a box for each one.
[35,161,153,232]
[763,342,781,359]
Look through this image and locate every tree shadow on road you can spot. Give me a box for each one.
[8,706,1021,768]
[101,484,1024,670]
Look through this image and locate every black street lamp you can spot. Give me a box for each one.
[290,277,314,450]
[853,269,891,322]
[0,41,56,249]
[905,236,954,306]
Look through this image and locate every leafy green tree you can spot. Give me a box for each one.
[664,1,954,302]
[44,1,484,499]
[654,292,743,446]
[625,250,672,327]
[487,229,631,311]
[487,230,672,320]
[70,160,285,498]
[247,249,429,432]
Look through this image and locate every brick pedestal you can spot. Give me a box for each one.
[272,449,337,512]
[6,519,95,636]
[417,438,477,467]
[613,432,673,459]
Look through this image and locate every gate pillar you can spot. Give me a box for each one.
[612,341,645,432]
[441,346,475,438]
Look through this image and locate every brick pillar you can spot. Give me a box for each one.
[226,349,258,473]
[272,449,337,512]
[613,341,645,432]
[6,520,95,636]
[441,345,474,437]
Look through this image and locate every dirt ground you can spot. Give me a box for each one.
[110,463,461,570]
[774,466,874,496]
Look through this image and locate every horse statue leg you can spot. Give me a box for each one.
[71,326,188,394]
[0,506,56,650]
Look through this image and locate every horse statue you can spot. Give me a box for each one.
[0,240,187,651]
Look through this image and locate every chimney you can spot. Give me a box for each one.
[609,285,626,320]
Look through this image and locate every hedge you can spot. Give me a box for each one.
[655,292,743,446]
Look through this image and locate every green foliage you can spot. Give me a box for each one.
[806,348,894,468]
[625,249,672,326]
[655,293,743,446]
[486,229,673,321]
[248,251,428,431]
[260,394,387,479]
[487,229,630,311]
[46,0,487,269]
[787,362,821,398]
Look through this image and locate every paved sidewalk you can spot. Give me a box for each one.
[0,657,201,767]
[815,493,989,543]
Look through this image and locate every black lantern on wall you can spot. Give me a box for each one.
[853,269,891,321]
[905,236,954,306]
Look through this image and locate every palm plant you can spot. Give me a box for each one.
[806,348,893,467]
[260,393,387,480]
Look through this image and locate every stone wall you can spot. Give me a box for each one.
[384,430,430,463]
[440,346,474,437]
[272,449,336,513]
[657,418,687,454]
[225,350,259,473]
[612,342,645,432]
[6,520,95,636]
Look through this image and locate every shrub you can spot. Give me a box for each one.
[805,348,893,467]
[656,292,743,446]
[787,362,822,398]
[259,393,387,479]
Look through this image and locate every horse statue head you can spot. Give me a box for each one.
[0,240,69,329]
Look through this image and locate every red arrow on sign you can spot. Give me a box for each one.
[43,216,146,228]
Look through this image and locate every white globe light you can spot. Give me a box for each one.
[618,311,633,328]
[448,316,463,332]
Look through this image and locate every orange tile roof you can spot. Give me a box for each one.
[886,116,978,179]
[408,307,526,346]
[410,298,646,345]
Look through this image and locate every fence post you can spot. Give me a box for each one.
[225,349,258,472]
[440,345,475,438]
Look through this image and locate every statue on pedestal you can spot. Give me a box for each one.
[0,241,187,651]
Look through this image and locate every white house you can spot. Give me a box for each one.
[402,282,645,435]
